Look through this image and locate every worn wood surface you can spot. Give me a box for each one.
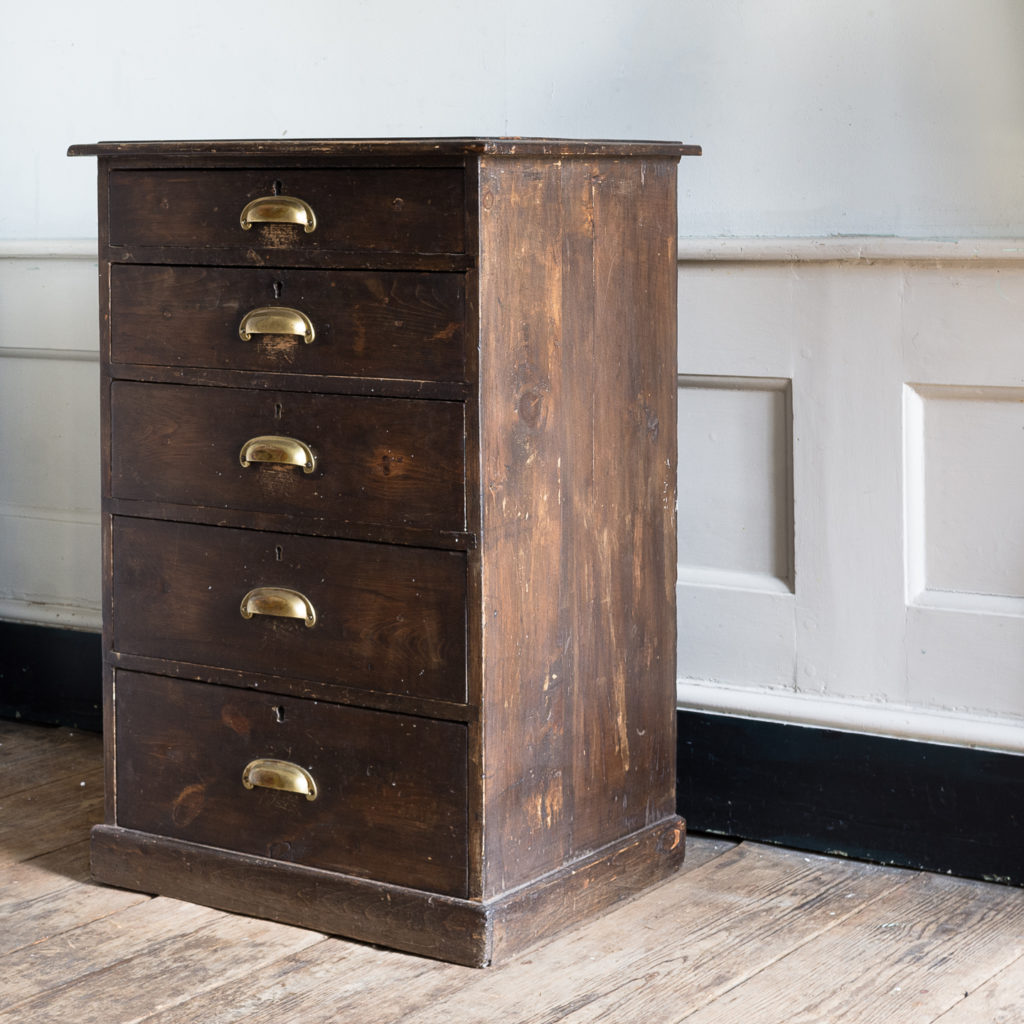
[0,841,146,956]
[110,381,467,529]
[0,719,102,792]
[109,264,467,381]
[476,154,680,896]
[111,518,468,703]
[4,721,1023,1023]
[107,167,466,253]
[91,140,693,959]
[70,138,699,159]
[89,825,491,967]
[112,672,469,895]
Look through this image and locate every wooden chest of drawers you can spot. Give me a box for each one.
[69,137,699,966]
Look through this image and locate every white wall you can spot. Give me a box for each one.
[3,0,1024,240]
[0,246,100,627]
[3,0,1024,749]
[676,247,1024,754]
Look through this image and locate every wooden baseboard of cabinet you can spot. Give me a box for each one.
[90,818,686,967]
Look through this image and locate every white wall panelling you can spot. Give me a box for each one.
[677,375,793,591]
[906,384,1024,608]
[677,246,1024,753]
[0,247,101,629]
[676,375,797,691]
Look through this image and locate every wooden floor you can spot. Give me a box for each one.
[2,719,1023,1023]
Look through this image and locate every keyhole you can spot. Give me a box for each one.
[271,180,283,196]
[272,279,283,299]
[275,544,283,562]
[274,402,283,420]
[273,705,286,723]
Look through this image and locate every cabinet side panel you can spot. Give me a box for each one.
[478,157,679,897]
[568,157,679,854]
[478,158,572,896]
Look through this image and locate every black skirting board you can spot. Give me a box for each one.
[0,621,102,732]
[677,709,1024,886]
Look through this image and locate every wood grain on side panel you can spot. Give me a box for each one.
[477,156,680,898]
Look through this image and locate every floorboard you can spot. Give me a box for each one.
[1,719,1021,1024]
[930,954,1024,1024]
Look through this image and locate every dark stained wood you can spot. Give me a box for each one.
[108,168,466,254]
[486,819,685,963]
[475,157,573,892]
[107,651,478,723]
[475,155,680,897]
[106,497,474,551]
[88,817,685,969]
[105,246,472,272]
[114,672,469,896]
[70,138,700,159]
[108,363,471,401]
[110,381,466,530]
[77,138,693,964]
[90,825,492,967]
[110,265,467,382]
[568,156,679,854]
[97,161,117,826]
[112,518,468,704]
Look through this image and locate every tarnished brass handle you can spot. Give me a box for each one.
[242,758,318,801]
[239,435,316,474]
[240,195,317,233]
[239,306,315,344]
[240,587,317,627]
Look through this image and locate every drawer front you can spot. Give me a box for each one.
[114,671,469,896]
[110,265,467,382]
[112,518,467,703]
[108,168,465,254]
[110,382,466,531]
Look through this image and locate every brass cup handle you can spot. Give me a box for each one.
[240,587,317,627]
[239,306,315,344]
[240,195,317,233]
[242,758,318,801]
[239,435,316,474]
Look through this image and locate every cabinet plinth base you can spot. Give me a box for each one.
[91,818,685,967]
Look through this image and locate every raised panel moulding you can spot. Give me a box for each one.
[0,598,101,630]
[677,375,793,592]
[676,236,1024,263]
[0,506,101,629]
[905,383,1024,612]
[0,240,98,259]
[0,347,99,362]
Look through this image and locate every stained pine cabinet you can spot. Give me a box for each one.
[69,137,699,966]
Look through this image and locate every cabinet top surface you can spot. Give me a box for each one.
[68,137,700,159]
